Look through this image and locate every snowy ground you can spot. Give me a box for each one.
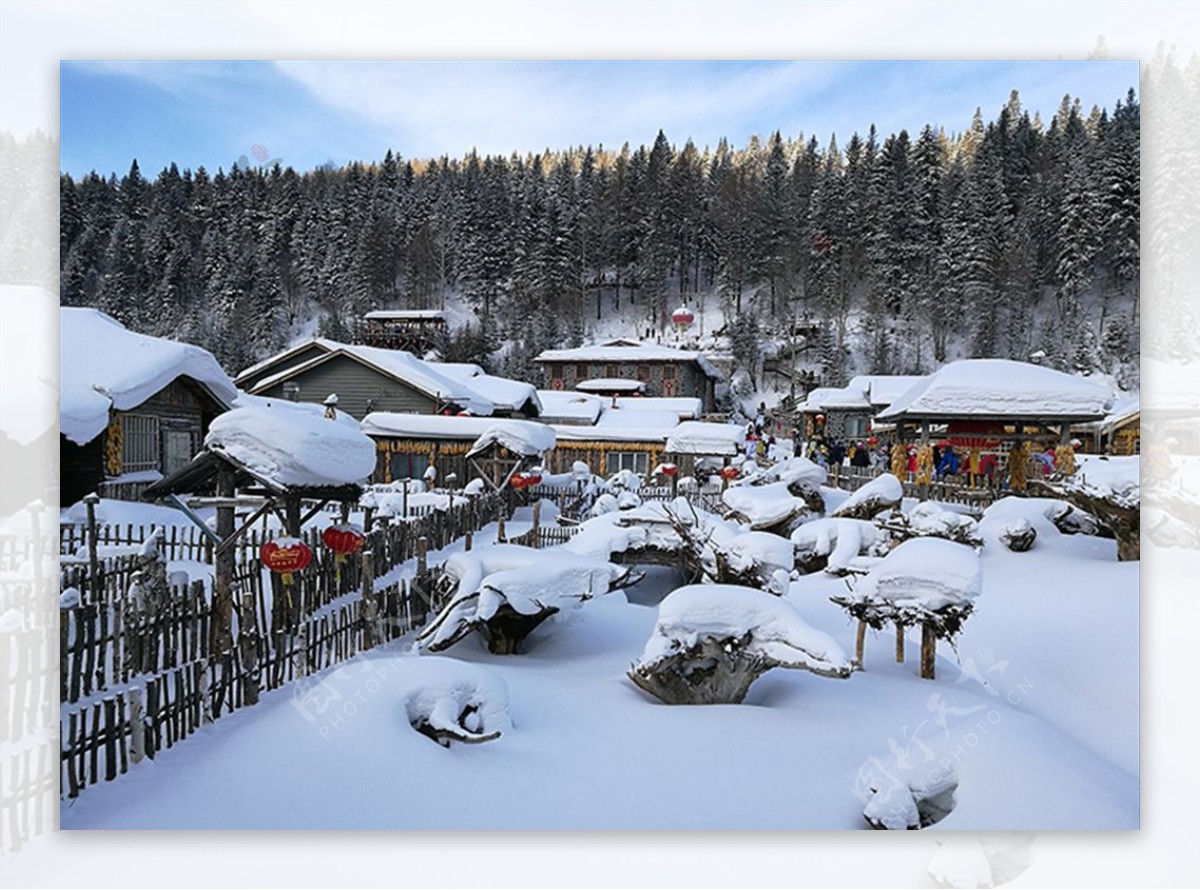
[60,490,1138,830]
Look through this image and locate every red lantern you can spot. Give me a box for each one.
[660,463,679,478]
[670,306,695,327]
[261,539,313,587]
[720,465,739,481]
[510,473,528,490]
[815,414,826,425]
[322,524,364,556]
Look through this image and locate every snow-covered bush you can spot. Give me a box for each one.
[791,517,889,575]
[628,584,852,705]
[878,502,983,548]
[999,518,1037,552]
[396,656,511,747]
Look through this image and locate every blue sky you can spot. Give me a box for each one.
[60,60,1139,178]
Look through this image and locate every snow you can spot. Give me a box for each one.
[722,480,807,528]
[551,421,676,444]
[398,656,511,743]
[877,359,1113,421]
[534,390,604,424]
[831,473,904,517]
[791,517,888,574]
[465,419,556,458]
[664,420,744,456]
[362,309,446,321]
[536,339,723,380]
[362,412,503,441]
[576,377,646,393]
[60,307,238,445]
[612,396,703,419]
[852,538,983,612]
[459,374,541,415]
[749,455,827,490]
[205,399,376,490]
[639,584,851,676]
[1073,454,1140,507]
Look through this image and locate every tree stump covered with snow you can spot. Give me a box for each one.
[830,538,982,679]
[414,545,634,655]
[999,518,1037,552]
[628,584,852,705]
[832,473,903,521]
[1029,457,1140,561]
[397,656,511,747]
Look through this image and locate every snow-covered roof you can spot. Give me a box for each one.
[876,360,1113,422]
[1079,395,1140,432]
[461,374,542,415]
[536,390,605,424]
[551,421,677,444]
[1,285,57,445]
[363,309,447,321]
[427,362,487,382]
[613,397,703,420]
[536,339,723,380]
[664,421,744,456]
[465,420,556,458]
[60,308,239,446]
[205,399,376,490]
[860,376,927,408]
[361,413,506,440]
[798,386,861,413]
[598,408,680,431]
[246,339,493,415]
[577,378,647,393]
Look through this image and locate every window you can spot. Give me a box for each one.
[606,364,618,378]
[120,414,160,474]
[662,364,677,380]
[844,415,869,438]
[390,452,425,481]
[605,451,650,476]
[283,382,301,401]
[576,363,588,379]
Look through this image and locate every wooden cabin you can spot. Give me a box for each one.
[535,339,723,412]
[60,309,237,506]
[352,309,448,354]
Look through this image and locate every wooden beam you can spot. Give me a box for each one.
[214,500,276,557]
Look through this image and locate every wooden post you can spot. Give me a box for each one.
[296,624,309,678]
[895,622,905,663]
[854,619,866,667]
[361,548,377,649]
[129,686,145,764]
[284,496,301,537]
[464,530,473,552]
[532,499,542,548]
[417,536,429,577]
[212,462,236,660]
[84,492,100,604]
[497,506,506,543]
[402,483,409,519]
[920,622,937,680]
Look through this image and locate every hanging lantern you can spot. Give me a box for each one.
[261,538,313,588]
[660,463,679,478]
[510,473,530,490]
[720,465,740,481]
[323,523,364,584]
[815,414,826,426]
[670,305,695,335]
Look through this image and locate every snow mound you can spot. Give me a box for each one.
[639,584,851,677]
[397,656,511,746]
[61,308,238,445]
[832,474,903,519]
[723,480,808,529]
[1072,455,1139,508]
[750,456,827,489]
[206,399,375,489]
[792,517,888,575]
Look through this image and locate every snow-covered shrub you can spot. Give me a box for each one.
[396,656,511,747]
[999,518,1037,552]
[791,517,889,575]
[628,584,852,705]
[879,502,983,548]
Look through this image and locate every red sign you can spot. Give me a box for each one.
[322,524,364,556]
[261,539,313,574]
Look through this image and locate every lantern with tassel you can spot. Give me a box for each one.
[323,523,364,585]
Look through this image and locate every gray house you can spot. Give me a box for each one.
[235,340,499,420]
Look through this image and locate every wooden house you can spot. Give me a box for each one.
[1074,396,1140,455]
[60,309,238,506]
[535,339,723,412]
[797,375,925,442]
[360,414,554,486]
[234,339,501,421]
[351,309,448,354]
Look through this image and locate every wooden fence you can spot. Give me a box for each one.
[832,465,1001,513]
[57,490,507,801]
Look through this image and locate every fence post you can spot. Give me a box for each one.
[296,624,310,679]
[129,686,146,764]
[417,536,428,577]
[361,549,377,649]
[532,499,542,549]
[84,492,100,604]
[198,659,213,725]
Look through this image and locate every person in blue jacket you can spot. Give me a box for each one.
[937,444,960,479]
